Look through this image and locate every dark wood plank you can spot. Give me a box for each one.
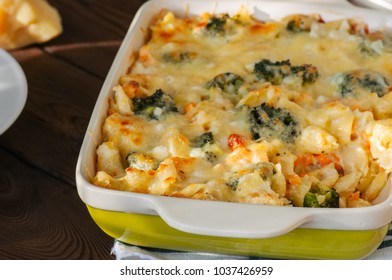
[0,48,103,184]
[0,0,149,260]
[0,148,114,259]
[1,1,148,182]
[42,0,147,78]
[44,40,121,79]
[47,0,147,44]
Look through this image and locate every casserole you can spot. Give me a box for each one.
[76,0,392,259]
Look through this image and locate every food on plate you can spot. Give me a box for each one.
[0,0,62,50]
[92,9,392,208]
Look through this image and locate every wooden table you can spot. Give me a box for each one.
[0,0,147,259]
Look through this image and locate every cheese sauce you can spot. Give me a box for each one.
[93,10,392,208]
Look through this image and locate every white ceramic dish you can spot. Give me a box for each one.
[0,49,27,135]
[351,0,392,10]
[76,0,392,259]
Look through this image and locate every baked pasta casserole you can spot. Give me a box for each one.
[92,8,392,208]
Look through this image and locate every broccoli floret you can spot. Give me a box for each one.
[162,51,196,64]
[291,64,319,85]
[254,59,291,84]
[191,132,221,163]
[248,103,300,143]
[224,163,277,191]
[358,73,389,97]
[225,176,239,191]
[334,71,389,98]
[253,59,318,86]
[126,152,159,171]
[358,40,383,57]
[204,14,229,36]
[132,89,178,119]
[286,14,322,33]
[335,73,355,97]
[303,184,339,208]
[287,20,307,33]
[192,132,214,148]
[206,72,244,95]
[224,170,244,191]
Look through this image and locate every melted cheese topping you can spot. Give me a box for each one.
[92,10,392,208]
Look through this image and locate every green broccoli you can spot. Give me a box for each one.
[162,51,196,64]
[206,72,244,95]
[126,152,159,171]
[248,103,300,143]
[191,132,221,163]
[132,89,178,119]
[191,132,214,148]
[204,14,229,36]
[303,184,339,208]
[225,175,239,191]
[224,162,277,191]
[335,72,355,97]
[253,59,318,86]
[286,15,322,33]
[358,40,383,57]
[358,73,389,97]
[334,71,389,98]
[291,64,319,85]
[254,59,291,85]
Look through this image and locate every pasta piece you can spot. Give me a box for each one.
[234,172,284,206]
[270,163,287,198]
[160,128,191,158]
[102,113,156,156]
[92,169,153,193]
[297,125,338,154]
[179,182,231,201]
[346,197,372,208]
[308,163,339,188]
[149,157,179,195]
[334,172,361,197]
[272,151,297,176]
[112,86,132,116]
[96,142,125,178]
[237,85,282,108]
[287,175,313,207]
[362,171,388,202]
[369,119,392,171]
[338,142,369,176]
[307,102,354,145]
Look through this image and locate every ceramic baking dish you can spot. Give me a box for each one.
[76,0,392,259]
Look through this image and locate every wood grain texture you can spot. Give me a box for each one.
[43,0,147,78]
[0,48,102,184]
[46,0,147,44]
[44,40,122,79]
[0,148,114,259]
[0,0,148,259]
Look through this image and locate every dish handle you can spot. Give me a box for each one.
[153,197,311,238]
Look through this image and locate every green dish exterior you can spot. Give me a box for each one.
[87,205,389,259]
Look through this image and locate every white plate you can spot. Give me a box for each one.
[0,49,28,135]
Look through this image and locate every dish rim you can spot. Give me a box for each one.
[76,0,392,239]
